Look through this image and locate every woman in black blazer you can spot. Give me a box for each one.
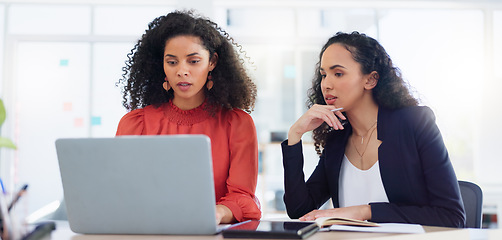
[282,32,465,228]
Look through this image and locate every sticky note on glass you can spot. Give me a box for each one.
[60,59,69,66]
[74,118,84,127]
[91,116,102,126]
[63,102,72,112]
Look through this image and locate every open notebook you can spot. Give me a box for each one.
[56,135,219,235]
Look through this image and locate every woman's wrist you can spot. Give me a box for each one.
[362,205,372,221]
[287,128,303,146]
[216,204,236,224]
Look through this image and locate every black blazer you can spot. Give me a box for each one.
[282,106,466,228]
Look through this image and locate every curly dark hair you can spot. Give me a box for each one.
[118,10,257,113]
[308,31,419,154]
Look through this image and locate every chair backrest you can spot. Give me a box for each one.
[458,180,483,228]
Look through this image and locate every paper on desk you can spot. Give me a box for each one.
[321,223,425,234]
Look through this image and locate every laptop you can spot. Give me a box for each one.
[55,135,219,235]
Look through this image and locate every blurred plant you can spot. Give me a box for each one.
[0,98,16,149]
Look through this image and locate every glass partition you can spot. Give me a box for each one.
[15,42,91,214]
[379,9,484,180]
[91,42,131,137]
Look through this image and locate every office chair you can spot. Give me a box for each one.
[458,180,483,228]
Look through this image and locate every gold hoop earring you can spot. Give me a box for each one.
[206,80,213,90]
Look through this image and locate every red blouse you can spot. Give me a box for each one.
[116,101,261,221]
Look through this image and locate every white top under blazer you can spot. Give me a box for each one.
[339,155,389,208]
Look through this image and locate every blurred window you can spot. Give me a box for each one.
[93,6,174,36]
[8,4,91,35]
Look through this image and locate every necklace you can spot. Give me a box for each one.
[351,122,377,163]
[353,121,377,144]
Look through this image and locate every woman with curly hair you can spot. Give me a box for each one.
[282,32,465,227]
[116,10,260,224]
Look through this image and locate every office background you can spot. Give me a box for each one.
[0,0,501,227]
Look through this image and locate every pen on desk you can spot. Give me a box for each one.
[0,178,6,194]
[330,107,344,112]
[8,184,28,212]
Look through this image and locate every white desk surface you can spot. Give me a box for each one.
[50,221,502,240]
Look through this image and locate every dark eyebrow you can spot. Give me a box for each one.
[320,64,346,71]
[164,52,200,58]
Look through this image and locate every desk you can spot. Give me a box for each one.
[50,221,502,240]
